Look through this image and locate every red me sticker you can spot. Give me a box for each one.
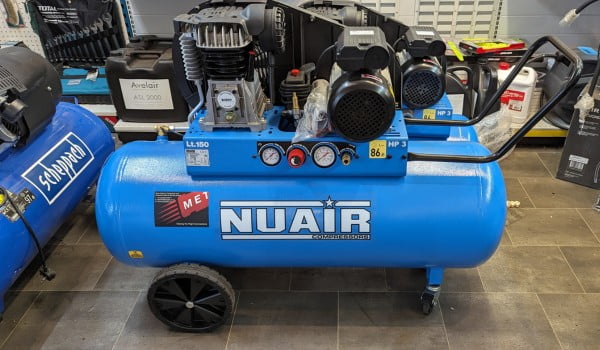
[154,192,209,227]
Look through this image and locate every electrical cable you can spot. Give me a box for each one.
[386,43,398,102]
[392,37,403,52]
[0,186,56,280]
[315,44,336,80]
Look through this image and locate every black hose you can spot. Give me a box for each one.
[576,0,600,13]
[588,41,600,95]
[386,43,398,99]
[0,187,56,281]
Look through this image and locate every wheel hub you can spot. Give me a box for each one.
[185,301,194,309]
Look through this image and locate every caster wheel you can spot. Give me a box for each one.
[147,263,235,332]
[420,293,435,315]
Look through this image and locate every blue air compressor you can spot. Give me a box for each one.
[0,47,114,318]
[95,0,581,332]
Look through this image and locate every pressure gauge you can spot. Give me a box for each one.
[260,145,282,166]
[312,144,337,168]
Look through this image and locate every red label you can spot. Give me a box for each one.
[100,116,117,126]
[154,191,209,227]
[502,89,526,112]
[361,74,383,84]
[177,192,209,218]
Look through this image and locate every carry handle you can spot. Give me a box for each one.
[447,66,473,91]
[406,35,583,163]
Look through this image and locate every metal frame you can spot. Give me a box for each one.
[406,35,583,163]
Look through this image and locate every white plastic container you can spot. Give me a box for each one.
[497,62,537,124]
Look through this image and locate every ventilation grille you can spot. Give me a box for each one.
[416,0,502,38]
[0,65,25,93]
[403,70,444,109]
[1,119,22,137]
[332,90,391,142]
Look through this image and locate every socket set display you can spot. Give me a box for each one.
[27,1,126,65]
[43,13,124,64]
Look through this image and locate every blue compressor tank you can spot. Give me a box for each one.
[0,102,114,316]
[96,138,506,273]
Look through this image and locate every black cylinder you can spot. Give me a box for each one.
[328,71,396,142]
[400,57,445,109]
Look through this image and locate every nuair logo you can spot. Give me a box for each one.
[220,197,371,240]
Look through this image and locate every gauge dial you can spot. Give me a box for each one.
[260,146,281,166]
[313,144,337,168]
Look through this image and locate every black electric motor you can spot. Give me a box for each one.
[401,57,445,109]
[329,71,395,142]
[397,26,446,109]
[328,27,396,142]
[0,47,61,145]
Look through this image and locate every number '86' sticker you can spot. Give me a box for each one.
[368,140,387,159]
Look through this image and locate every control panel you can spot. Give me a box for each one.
[184,107,409,178]
[258,141,357,168]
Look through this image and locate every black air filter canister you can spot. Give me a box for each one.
[401,57,445,109]
[328,71,395,142]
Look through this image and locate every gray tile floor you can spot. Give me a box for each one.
[1,146,599,350]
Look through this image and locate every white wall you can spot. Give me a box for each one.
[126,0,600,49]
[497,0,600,48]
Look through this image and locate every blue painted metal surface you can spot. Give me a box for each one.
[447,115,478,142]
[0,103,114,315]
[185,107,409,178]
[404,94,454,139]
[95,136,506,273]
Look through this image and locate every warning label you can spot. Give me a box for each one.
[154,192,209,227]
[185,149,210,167]
[1,188,36,223]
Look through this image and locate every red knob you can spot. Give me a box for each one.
[290,68,300,76]
[287,148,305,168]
[498,62,510,70]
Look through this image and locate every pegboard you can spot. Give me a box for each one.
[0,0,45,56]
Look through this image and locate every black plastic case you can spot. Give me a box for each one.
[106,37,189,122]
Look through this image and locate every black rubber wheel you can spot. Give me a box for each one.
[420,293,435,315]
[147,263,235,332]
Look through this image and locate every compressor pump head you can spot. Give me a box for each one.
[174,1,286,131]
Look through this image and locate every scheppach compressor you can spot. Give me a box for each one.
[0,47,114,319]
[95,0,582,332]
